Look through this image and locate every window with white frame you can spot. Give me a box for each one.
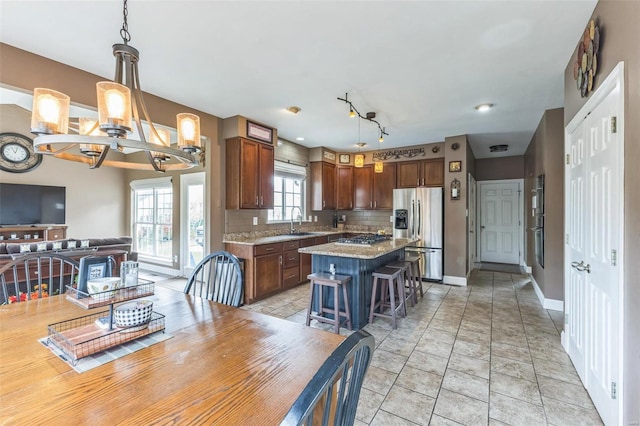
[130,177,173,261]
[268,161,306,222]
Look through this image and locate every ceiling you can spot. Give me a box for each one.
[0,1,596,159]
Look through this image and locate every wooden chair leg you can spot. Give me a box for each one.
[342,284,352,330]
[306,280,315,326]
[333,284,340,334]
[369,276,379,324]
[388,277,397,329]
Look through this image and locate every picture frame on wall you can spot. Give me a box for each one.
[449,161,462,172]
[339,154,351,164]
[246,121,273,144]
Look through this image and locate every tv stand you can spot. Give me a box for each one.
[0,225,67,243]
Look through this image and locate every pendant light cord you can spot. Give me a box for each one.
[120,0,131,44]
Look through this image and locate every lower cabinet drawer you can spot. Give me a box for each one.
[283,266,300,288]
[283,250,299,268]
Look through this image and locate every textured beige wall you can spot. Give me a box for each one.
[563,1,640,423]
[0,105,127,238]
[475,156,524,181]
[443,135,468,279]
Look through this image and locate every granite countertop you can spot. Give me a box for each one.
[223,227,392,246]
[297,238,418,260]
[223,231,337,246]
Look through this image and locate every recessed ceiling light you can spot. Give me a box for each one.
[296,137,305,141]
[475,103,494,112]
[286,106,301,114]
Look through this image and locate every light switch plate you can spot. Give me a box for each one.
[314,216,318,222]
[253,217,258,226]
[390,215,393,223]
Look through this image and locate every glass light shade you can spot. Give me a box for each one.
[379,135,384,143]
[177,113,201,152]
[96,81,132,135]
[150,127,171,161]
[31,88,70,135]
[78,118,104,157]
[374,161,384,173]
[354,154,365,168]
[349,109,356,118]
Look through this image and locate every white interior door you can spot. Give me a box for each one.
[566,116,587,381]
[479,181,520,264]
[468,174,477,272]
[180,172,205,277]
[564,62,624,426]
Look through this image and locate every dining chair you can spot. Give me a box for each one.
[281,330,375,426]
[0,252,80,304]
[183,251,244,307]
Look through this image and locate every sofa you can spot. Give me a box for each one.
[0,236,133,261]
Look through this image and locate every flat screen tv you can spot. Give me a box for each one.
[0,183,66,225]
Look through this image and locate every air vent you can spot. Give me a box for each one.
[489,144,509,152]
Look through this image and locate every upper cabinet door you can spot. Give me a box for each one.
[240,139,260,208]
[396,161,421,188]
[310,162,337,210]
[336,166,354,210]
[259,144,274,208]
[353,165,373,210]
[422,158,444,187]
[373,163,396,209]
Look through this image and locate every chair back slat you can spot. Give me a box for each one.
[1,253,80,304]
[281,330,375,426]
[183,251,244,307]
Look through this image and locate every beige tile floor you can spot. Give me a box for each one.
[153,269,603,425]
[239,269,603,426]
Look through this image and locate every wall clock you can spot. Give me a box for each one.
[339,154,351,164]
[0,133,43,173]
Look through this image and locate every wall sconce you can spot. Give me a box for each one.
[451,178,461,200]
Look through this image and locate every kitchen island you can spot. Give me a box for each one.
[299,237,418,329]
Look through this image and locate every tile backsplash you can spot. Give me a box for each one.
[225,209,393,234]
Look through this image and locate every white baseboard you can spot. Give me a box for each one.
[523,263,532,273]
[443,275,467,286]
[529,274,564,311]
[561,330,567,350]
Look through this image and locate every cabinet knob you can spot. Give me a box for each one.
[279,256,282,265]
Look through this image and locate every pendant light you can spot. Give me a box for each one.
[31,0,202,171]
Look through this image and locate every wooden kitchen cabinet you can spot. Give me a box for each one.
[299,237,316,282]
[310,162,336,210]
[354,164,395,210]
[422,158,444,187]
[353,165,373,210]
[396,159,444,188]
[373,163,396,209]
[225,137,274,209]
[254,252,282,297]
[336,166,354,210]
[282,240,300,288]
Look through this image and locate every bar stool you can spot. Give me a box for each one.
[405,256,424,301]
[306,273,352,334]
[386,260,416,307]
[369,267,405,329]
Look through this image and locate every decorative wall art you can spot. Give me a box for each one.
[449,161,462,172]
[246,121,273,144]
[573,19,600,98]
[372,147,425,161]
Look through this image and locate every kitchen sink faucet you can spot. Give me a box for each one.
[290,206,303,234]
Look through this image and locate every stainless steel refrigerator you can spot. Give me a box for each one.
[393,188,443,281]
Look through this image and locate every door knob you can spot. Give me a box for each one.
[570,261,581,269]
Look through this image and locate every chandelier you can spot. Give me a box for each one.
[30,0,202,172]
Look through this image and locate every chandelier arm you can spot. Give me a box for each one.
[89,145,111,169]
[146,151,164,172]
[131,62,162,145]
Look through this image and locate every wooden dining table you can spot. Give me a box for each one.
[0,285,345,424]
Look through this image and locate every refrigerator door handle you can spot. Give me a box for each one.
[411,199,415,237]
[417,199,421,236]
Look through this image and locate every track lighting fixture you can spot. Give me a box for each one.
[337,93,389,140]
